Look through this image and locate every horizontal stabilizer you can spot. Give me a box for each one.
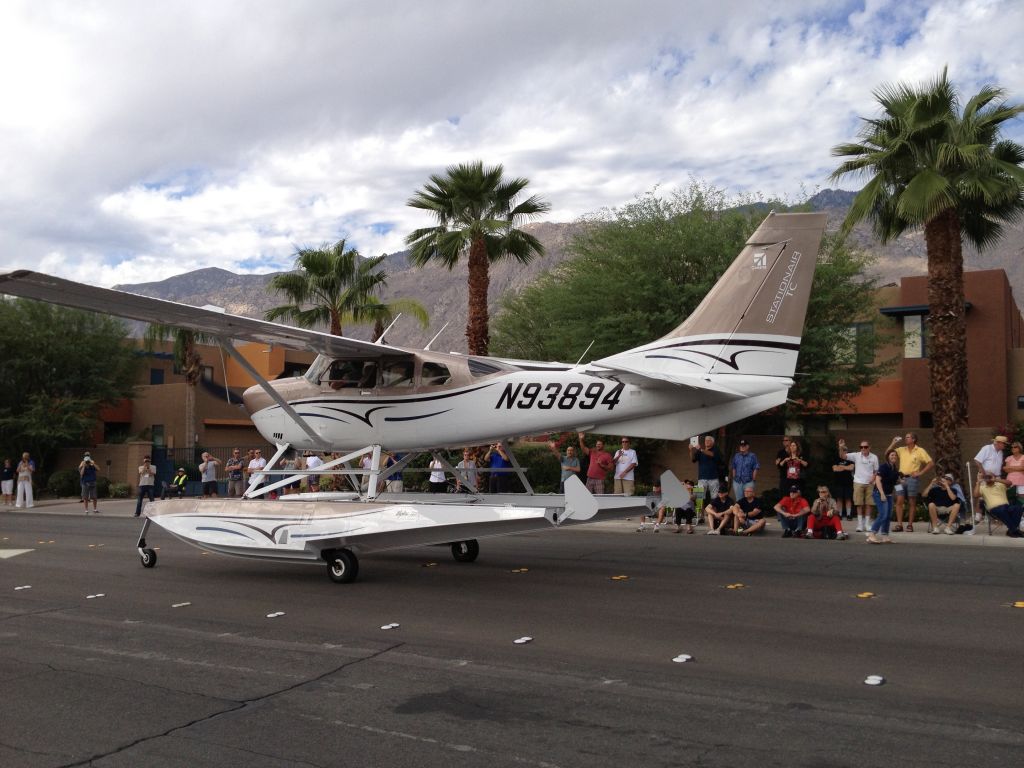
[561,475,599,522]
[660,471,691,508]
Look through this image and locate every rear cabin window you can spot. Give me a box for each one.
[421,363,451,386]
[468,359,502,377]
[381,360,415,388]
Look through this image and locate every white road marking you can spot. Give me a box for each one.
[0,549,34,559]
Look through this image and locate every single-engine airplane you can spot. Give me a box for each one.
[0,211,826,582]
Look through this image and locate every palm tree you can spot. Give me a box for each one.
[830,68,1024,476]
[265,240,428,337]
[144,326,214,455]
[405,160,551,355]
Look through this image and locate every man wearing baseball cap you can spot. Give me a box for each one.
[729,439,759,502]
[773,486,810,538]
[924,473,967,535]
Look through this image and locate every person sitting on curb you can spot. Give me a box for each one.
[731,485,766,535]
[973,473,1024,538]
[163,467,188,499]
[774,486,810,538]
[806,486,849,539]
[704,486,734,535]
[925,473,965,535]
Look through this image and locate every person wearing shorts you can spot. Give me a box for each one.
[1,458,14,505]
[199,452,221,498]
[79,452,99,513]
[885,433,934,532]
[840,438,879,533]
[731,486,766,535]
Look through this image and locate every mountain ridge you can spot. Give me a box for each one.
[115,191,1024,352]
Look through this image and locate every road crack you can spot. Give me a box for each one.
[53,641,405,768]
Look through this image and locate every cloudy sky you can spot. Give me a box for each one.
[1,0,1021,286]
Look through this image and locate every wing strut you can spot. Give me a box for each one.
[217,337,329,450]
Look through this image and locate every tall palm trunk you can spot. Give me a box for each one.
[466,236,491,355]
[183,339,202,455]
[184,384,196,454]
[924,209,967,478]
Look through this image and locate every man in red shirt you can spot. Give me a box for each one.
[578,432,614,494]
[773,486,810,538]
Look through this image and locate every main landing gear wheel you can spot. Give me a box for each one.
[325,549,359,583]
[140,548,157,568]
[451,539,480,563]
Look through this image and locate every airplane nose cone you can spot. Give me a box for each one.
[243,383,272,414]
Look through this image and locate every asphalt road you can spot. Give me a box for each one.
[1,509,1022,768]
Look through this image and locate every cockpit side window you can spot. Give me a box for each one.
[323,359,377,389]
[421,362,451,387]
[381,360,415,388]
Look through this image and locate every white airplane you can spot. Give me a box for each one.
[0,211,826,582]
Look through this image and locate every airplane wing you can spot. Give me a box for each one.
[0,269,402,358]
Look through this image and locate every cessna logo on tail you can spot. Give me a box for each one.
[765,251,801,324]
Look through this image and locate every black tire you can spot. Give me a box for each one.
[326,549,359,583]
[451,539,480,563]
[140,548,157,568]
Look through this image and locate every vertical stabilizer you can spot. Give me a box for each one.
[593,211,826,381]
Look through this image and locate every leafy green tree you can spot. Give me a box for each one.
[266,239,428,337]
[492,183,751,362]
[0,300,139,472]
[830,68,1024,476]
[405,160,550,355]
[492,184,889,412]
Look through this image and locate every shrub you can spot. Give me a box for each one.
[96,476,111,498]
[109,482,131,498]
[46,469,81,497]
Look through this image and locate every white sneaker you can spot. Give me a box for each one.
[943,524,955,535]
[836,531,849,540]
[855,526,863,532]
[930,526,943,535]
[653,524,660,533]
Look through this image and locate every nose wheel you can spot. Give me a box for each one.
[450,539,479,563]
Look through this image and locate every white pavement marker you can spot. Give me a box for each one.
[0,549,34,559]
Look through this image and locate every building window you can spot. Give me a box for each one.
[152,425,165,447]
[836,322,875,366]
[201,365,214,382]
[903,315,928,359]
[150,368,164,385]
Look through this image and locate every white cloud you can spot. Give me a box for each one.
[0,0,1021,286]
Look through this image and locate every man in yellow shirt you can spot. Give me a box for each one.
[884,432,934,532]
[974,474,1023,537]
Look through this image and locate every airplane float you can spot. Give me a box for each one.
[0,211,826,583]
